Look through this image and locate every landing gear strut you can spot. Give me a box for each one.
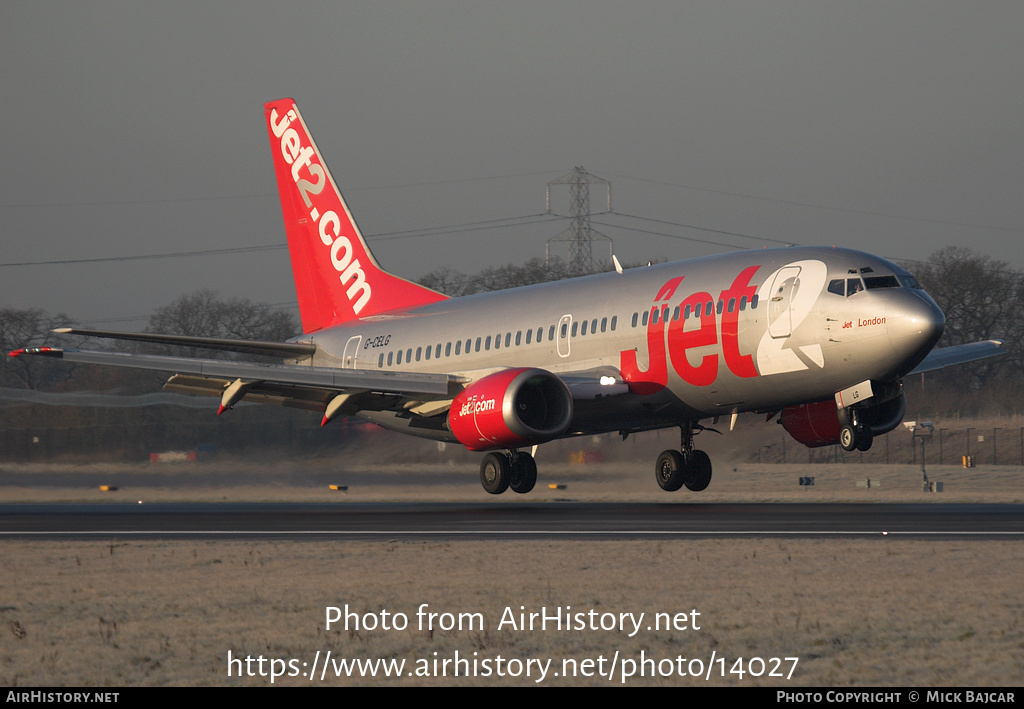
[656,423,714,492]
[839,408,874,452]
[480,450,537,495]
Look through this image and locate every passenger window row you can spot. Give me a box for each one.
[629,294,759,328]
[376,314,620,368]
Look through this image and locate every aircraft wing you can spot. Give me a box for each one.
[50,327,316,359]
[10,343,627,415]
[8,347,467,414]
[907,339,1007,376]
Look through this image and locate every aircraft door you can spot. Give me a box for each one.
[342,336,362,368]
[768,267,802,338]
[556,314,572,358]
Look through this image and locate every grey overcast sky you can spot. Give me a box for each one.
[2,1,1022,328]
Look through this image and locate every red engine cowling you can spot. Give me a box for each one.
[449,368,573,451]
[779,400,842,448]
[780,392,907,448]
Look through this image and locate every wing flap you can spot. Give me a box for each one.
[162,374,409,414]
[162,374,332,412]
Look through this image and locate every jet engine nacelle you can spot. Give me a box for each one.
[780,392,907,448]
[779,400,842,448]
[449,367,573,451]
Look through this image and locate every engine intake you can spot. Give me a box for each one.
[449,368,573,451]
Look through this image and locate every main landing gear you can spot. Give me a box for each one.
[656,423,714,492]
[480,450,537,495]
[839,408,873,452]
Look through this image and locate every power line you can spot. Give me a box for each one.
[603,171,1023,235]
[0,193,274,210]
[597,216,1020,278]
[606,210,796,247]
[0,170,563,211]
[591,220,753,251]
[3,171,1015,275]
[0,244,284,268]
[0,213,566,268]
[347,169,564,193]
[366,214,564,242]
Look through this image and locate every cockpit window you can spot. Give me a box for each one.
[897,275,921,289]
[864,275,900,290]
[829,278,867,296]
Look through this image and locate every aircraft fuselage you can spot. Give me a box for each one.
[298,245,944,441]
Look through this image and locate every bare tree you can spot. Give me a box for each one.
[145,290,299,358]
[418,266,473,298]
[419,256,577,296]
[1,307,78,390]
[909,248,1023,384]
[900,248,1024,415]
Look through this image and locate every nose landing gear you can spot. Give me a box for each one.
[839,408,874,452]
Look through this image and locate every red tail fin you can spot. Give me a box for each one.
[265,99,448,333]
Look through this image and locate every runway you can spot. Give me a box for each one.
[2,502,1022,539]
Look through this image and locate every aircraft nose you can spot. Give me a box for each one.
[886,290,945,371]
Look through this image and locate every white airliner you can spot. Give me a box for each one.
[10,99,1006,494]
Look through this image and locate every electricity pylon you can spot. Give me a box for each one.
[546,167,612,276]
